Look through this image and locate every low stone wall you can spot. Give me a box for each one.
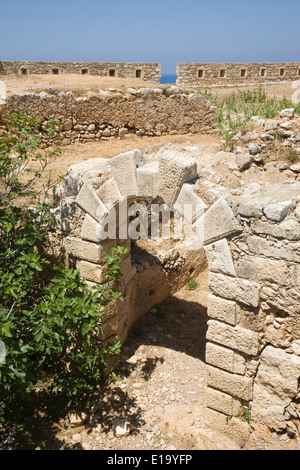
[177,62,300,87]
[0,87,218,143]
[47,148,300,446]
[0,61,161,83]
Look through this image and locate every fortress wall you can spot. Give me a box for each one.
[0,61,161,83]
[177,62,300,87]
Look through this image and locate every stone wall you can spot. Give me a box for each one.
[204,185,300,445]
[177,62,300,87]
[0,87,218,143]
[47,149,300,447]
[0,61,161,83]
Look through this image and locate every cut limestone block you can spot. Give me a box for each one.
[96,177,122,209]
[208,272,261,308]
[75,181,108,222]
[110,152,139,198]
[206,387,242,417]
[206,365,253,401]
[204,238,236,277]
[157,154,198,206]
[207,294,237,325]
[206,342,246,375]
[64,236,117,264]
[174,183,207,224]
[81,214,100,242]
[193,197,240,245]
[77,260,107,284]
[136,162,159,198]
[205,408,250,447]
[206,319,260,356]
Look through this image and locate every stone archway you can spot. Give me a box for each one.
[50,149,300,447]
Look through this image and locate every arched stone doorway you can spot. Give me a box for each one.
[49,149,300,447]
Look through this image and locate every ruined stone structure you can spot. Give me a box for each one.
[0,87,217,143]
[0,61,161,83]
[176,62,300,87]
[2,60,300,88]
[48,148,300,446]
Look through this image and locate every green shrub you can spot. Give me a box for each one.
[0,110,127,448]
[186,278,198,290]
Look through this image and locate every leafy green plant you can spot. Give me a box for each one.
[0,110,127,448]
[200,87,300,146]
[186,278,198,290]
[239,405,252,423]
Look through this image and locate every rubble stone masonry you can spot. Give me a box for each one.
[176,62,300,87]
[0,61,161,83]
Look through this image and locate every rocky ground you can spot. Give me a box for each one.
[7,79,299,450]
[1,74,297,101]
[34,268,300,451]
[35,271,243,451]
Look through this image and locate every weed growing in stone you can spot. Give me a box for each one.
[186,278,198,290]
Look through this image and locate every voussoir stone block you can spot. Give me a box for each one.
[136,162,159,198]
[110,152,139,198]
[208,272,261,308]
[75,181,108,222]
[174,183,207,224]
[96,177,122,209]
[193,197,240,245]
[207,319,260,356]
[204,238,236,277]
[157,153,198,206]
[81,214,100,242]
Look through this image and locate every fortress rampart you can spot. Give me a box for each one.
[0,61,161,83]
[176,62,300,87]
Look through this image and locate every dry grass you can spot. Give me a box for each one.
[2,74,298,100]
[1,74,168,96]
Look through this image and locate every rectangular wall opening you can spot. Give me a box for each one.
[81,69,88,75]
[280,68,285,76]
[20,68,28,75]
[220,69,226,78]
[198,69,204,78]
[52,69,59,75]
[109,69,116,77]
[241,69,246,77]
[260,68,266,77]
[135,69,142,78]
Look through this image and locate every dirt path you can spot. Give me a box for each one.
[35,271,240,451]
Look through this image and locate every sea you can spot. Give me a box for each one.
[160,74,177,84]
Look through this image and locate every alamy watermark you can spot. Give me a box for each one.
[0,80,6,105]
[291,79,300,106]
[93,199,205,246]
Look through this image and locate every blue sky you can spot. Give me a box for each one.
[0,0,299,73]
